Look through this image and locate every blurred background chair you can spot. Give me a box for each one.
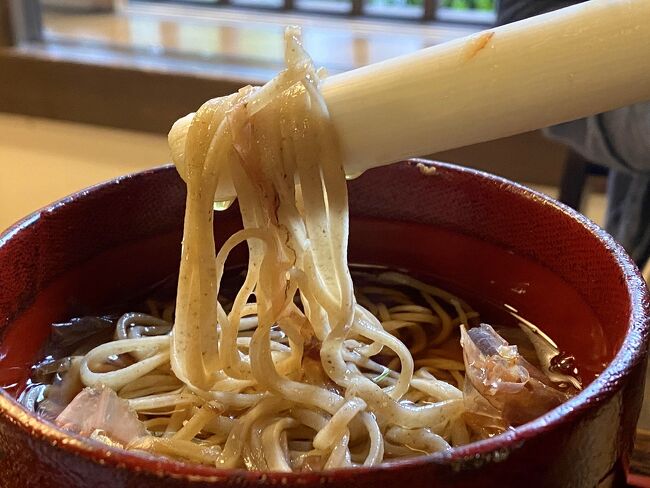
[558,150,608,212]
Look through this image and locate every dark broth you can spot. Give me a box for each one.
[15,263,585,419]
[0,219,608,405]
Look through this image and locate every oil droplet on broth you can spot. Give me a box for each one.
[214,199,235,212]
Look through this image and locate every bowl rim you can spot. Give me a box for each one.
[0,159,648,483]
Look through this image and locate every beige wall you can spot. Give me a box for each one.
[0,113,167,231]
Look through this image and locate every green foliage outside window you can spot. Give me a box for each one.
[368,0,495,10]
[441,0,494,10]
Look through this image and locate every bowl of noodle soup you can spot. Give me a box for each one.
[0,157,646,487]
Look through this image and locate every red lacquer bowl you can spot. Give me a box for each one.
[0,161,647,487]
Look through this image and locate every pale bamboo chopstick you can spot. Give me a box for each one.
[170,0,650,199]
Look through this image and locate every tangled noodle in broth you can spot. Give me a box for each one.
[32,27,579,472]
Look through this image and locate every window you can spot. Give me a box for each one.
[136,0,495,22]
[1,0,487,133]
[35,0,491,76]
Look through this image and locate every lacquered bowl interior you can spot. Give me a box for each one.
[0,160,646,487]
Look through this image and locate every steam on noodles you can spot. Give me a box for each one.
[22,27,580,471]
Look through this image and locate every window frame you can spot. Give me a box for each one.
[132,0,496,23]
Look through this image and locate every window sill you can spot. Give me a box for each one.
[0,42,252,133]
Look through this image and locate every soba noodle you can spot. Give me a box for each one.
[35,27,577,471]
